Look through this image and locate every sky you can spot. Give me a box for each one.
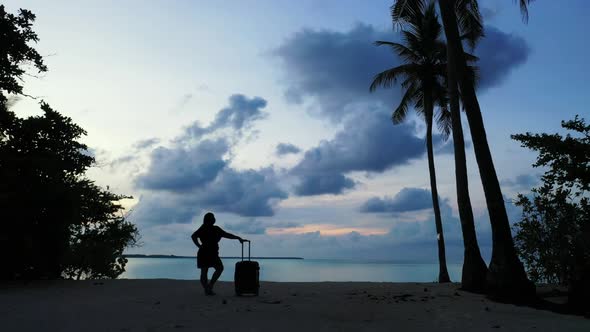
[5,0,590,262]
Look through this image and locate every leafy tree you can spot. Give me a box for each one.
[0,5,138,280]
[512,116,590,313]
[512,185,587,284]
[0,5,47,105]
[513,117,590,193]
[62,180,138,280]
[0,103,138,279]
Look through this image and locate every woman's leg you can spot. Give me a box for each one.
[209,264,224,290]
[200,268,209,290]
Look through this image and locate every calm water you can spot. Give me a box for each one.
[120,258,463,282]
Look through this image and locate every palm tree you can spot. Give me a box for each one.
[390,0,488,293]
[441,0,488,293]
[370,2,451,283]
[391,0,536,301]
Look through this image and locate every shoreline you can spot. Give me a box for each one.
[1,280,588,331]
[124,255,304,260]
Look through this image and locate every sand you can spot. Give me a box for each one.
[1,280,588,332]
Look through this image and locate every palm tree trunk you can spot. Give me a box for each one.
[425,93,451,283]
[446,45,488,292]
[438,0,534,301]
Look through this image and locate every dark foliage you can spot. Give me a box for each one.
[0,5,47,104]
[0,103,138,279]
[0,6,137,280]
[512,116,590,312]
[512,116,590,193]
[512,185,588,284]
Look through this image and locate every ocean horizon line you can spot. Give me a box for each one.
[123,254,458,265]
[124,254,304,260]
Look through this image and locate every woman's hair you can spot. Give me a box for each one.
[203,212,215,225]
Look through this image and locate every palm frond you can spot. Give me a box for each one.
[455,0,484,50]
[374,40,421,63]
[517,0,534,23]
[392,83,417,124]
[436,107,452,141]
[463,51,479,63]
[369,64,417,92]
[390,0,427,27]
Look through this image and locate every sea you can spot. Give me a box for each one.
[120,257,463,282]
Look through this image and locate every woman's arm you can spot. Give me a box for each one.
[191,231,201,248]
[221,229,247,243]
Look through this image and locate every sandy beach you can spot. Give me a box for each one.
[1,280,588,332]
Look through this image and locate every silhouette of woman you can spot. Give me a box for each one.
[191,212,247,295]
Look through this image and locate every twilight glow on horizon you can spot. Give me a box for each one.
[6,0,589,261]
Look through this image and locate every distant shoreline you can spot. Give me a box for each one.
[124,254,304,260]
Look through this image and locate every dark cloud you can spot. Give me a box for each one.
[475,26,530,90]
[195,168,288,217]
[294,173,356,196]
[274,23,530,122]
[275,143,301,156]
[273,23,397,121]
[294,112,432,174]
[185,94,268,138]
[291,109,445,196]
[274,23,529,196]
[131,94,287,223]
[129,193,201,225]
[133,166,287,224]
[361,187,433,213]
[135,139,229,191]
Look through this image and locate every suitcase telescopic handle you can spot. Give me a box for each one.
[241,240,251,261]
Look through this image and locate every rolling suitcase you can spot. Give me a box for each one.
[234,241,260,296]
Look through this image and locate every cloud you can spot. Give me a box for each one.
[135,139,229,191]
[194,168,288,217]
[131,94,287,224]
[480,6,501,21]
[224,219,300,235]
[293,111,433,174]
[274,22,529,196]
[133,138,161,150]
[501,173,540,190]
[225,219,267,235]
[184,94,268,138]
[273,23,397,121]
[275,142,301,156]
[274,23,530,122]
[475,26,530,90]
[132,166,287,225]
[100,138,162,172]
[360,187,433,213]
[246,197,481,262]
[290,109,445,196]
[129,193,202,225]
[294,173,356,196]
